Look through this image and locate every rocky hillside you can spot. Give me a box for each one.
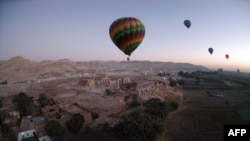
[0,56,209,82]
[0,56,87,81]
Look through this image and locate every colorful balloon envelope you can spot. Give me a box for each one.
[225,54,229,59]
[208,48,213,55]
[109,17,145,59]
[184,19,191,29]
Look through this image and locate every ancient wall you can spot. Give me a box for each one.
[137,81,167,102]
[117,77,131,89]
[100,77,110,87]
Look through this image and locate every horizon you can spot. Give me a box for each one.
[2,55,250,73]
[1,0,249,72]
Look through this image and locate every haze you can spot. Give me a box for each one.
[0,0,250,72]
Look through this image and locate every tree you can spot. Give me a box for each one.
[111,109,164,141]
[178,70,184,76]
[12,92,33,116]
[178,79,185,85]
[38,93,51,107]
[45,120,65,141]
[143,98,169,119]
[121,82,137,90]
[195,75,200,85]
[0,97,3,108]
[105,89,115,96]
[169,77,177,87]
[130,94,141,107]
[0,116,2,126]
[66,114,84,134]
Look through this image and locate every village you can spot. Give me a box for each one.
[0,69,181,141]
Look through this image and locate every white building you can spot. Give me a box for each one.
[18,129,36,141]
[18,116,52,141]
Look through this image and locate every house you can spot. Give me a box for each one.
[0,107,20,126]
[18,116,51,141]
[18,129,37,141]
[78,79,95,88]
[9,110,20,118]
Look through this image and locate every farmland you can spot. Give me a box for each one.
[160,71,250,141]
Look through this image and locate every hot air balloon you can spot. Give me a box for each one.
[109,17,145,61]
[184,20,191,29]
[237,69,240,73]
[208,48,213,55]
[225,54,229,59]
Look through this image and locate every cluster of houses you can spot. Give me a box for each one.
[17,76,132,141]
[0,106,52,141]
[18,116,51,141]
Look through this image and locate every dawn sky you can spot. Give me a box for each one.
[0,0,250,72]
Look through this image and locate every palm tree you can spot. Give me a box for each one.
[65,114,85,134]
[143,98,169,119]
[45,120,65,141]
[12,92,33,116]
[111,108,164,141]
[38,93,51,107]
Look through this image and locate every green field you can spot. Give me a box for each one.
[237,109,250,121]
[225,90,250,101]
[161,71,250,141]
[202,72,250,121]
[201,72,250,86]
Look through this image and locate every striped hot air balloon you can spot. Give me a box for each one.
[109,17,145,61]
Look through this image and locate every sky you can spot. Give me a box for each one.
[0,0,250,72]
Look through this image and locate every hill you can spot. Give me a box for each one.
[0,56,209,82]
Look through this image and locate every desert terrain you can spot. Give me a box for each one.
[0,56,206,115]
[1,56,249,141]
[0,56,207,141]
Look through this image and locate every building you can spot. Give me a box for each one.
[117,77,131,89]
[78,79,95,88]
[18,116,51,141]
[100,77,110,87]
[18,129,37,141]
[0,107,20,126]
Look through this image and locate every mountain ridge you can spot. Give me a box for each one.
[0,56,209,81]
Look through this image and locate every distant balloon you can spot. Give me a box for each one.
[109,17,145,61]
[225,54,229,59]
[237,69,240,73]
[184,20,191,29]
[208,48,213,55]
